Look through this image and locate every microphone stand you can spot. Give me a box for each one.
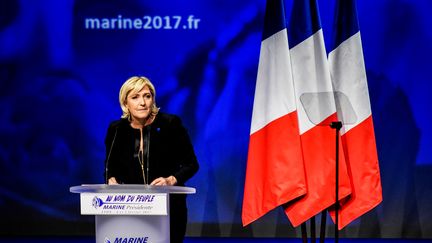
[330,121,342,243]
[105,127,118,184]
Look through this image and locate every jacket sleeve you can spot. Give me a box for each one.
[170,116,199,185]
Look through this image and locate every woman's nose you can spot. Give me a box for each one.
[139,98,146,105]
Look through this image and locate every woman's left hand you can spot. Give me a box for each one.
[150,176,177,186]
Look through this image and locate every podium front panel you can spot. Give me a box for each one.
[96,215,169,243]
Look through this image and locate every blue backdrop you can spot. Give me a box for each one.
[0,0,431,238]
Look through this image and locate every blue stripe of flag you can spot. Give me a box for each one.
[288,0,322,49]
[262,0,287,41]
[331,0,360,51]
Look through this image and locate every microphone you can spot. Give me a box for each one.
[105,125,119,184]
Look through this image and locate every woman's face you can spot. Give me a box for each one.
[125,85,154,123]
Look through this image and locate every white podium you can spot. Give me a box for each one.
[70,184,196,243]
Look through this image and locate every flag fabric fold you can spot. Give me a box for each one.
[283,0,352,227]
[328,0,382,229]
[242,0,307,227]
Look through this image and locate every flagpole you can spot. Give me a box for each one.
[330,121,342,243]
[319,210,326,243]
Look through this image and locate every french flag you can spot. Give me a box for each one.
[242,0,307,226]
[283,0,352,227]
[328,0,382,229]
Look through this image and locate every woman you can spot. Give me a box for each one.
[104,76,199,243]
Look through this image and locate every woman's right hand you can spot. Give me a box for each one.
[108,177,119,185]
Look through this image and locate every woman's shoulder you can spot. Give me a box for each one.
[107,118,129,130]
[155,112,182,126]
[157,112,180,121]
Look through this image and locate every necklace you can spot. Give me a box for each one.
[137,150,147,184]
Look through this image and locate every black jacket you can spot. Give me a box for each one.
[104,112,199,185]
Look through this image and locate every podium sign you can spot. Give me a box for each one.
[70,184,195,243]
[81,193,167,215]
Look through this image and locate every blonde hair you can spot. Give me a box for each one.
[119,76,159,120]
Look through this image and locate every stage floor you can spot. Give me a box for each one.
[0,237,431,243]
